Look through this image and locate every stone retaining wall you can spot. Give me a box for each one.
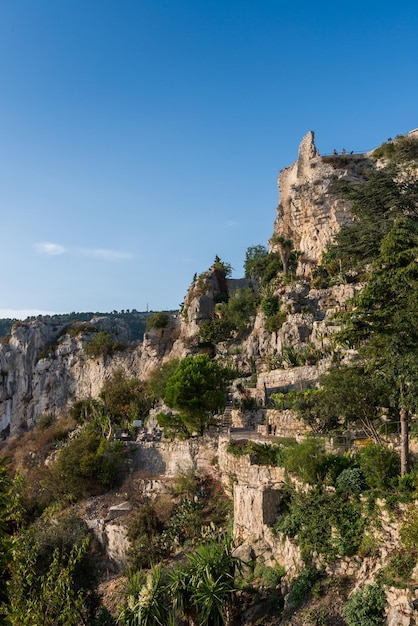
[129,437,219,477]
[257,361,330,393]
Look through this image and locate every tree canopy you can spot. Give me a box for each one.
[329,164,418,272]
[164,354,232,435]
[244,245,282,286]
[337,216,418,416]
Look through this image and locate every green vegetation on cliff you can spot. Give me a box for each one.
[2,132,418,625]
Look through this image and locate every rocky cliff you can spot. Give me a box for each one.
[0,130,384,436]
[2,130,418,625]
[271,131,372,272]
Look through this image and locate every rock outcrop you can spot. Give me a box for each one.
[0,316,141,434]
[271,131,372,271]
[0,131,377,436]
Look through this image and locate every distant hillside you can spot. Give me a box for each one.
[0,309,178,342]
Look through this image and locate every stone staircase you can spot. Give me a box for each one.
[220,402,233,430]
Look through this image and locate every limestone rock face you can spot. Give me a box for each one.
[272,131,372,270]
[0,132,371,435]
[0,317,142,434]
[140,315,181,375]
[233,282,361,375]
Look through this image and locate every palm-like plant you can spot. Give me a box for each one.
[169,534,242,626]
[192,568,235,626]
[168,562,197,626]
[270,234,294,275]
[118,565,170,626]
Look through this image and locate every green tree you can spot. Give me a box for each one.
[85,331,127,358]
[100,369,151,425]
[331,165,418,272]
[299,364,389,437]
[244,245,282,286]
[145,359,180,402]
[164,355,231,435]
[155,411,189,438]
[145,312,169,332]
[212,255,232,278]
[337,216,418,473]
[244,245,269,278]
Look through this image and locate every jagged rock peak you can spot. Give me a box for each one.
[272,130,370,271]
[297,130,318,177]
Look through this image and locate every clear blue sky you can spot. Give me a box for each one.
[1,1,417,318]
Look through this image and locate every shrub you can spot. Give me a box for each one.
[65,322,96,337]
[372,134,418,163]
[343,584,386,626]
[400,504,418,550]
[238,396,259,412]
[336,468,367,495]
[260,296,280,317]
[198,286,259,344]
[37,413,56,431]
[84,331,126,358]
[359,443,400,489]
[358,533,380,558]
[264,310,288,333]
[198,318,234,344]
[301,606,334,626]
[288,565,320,607]
[7,532,95,626]
[162,496,203,546]
[29,514,94,580]
[321,155,352,167]
[321,453,355,487]
[226,440,287,466]
[275,486,365,562]
[396,470,418,500]
[283,438,328,484]
[99,369,150,425]
[225,287,259,335]
[145,311,169,332]
[379,548,417,587]
[252,563,285,589]
[69,398,104,425]
[127,498,169,570]
[54,428,127,499]
[156,411,189,438]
